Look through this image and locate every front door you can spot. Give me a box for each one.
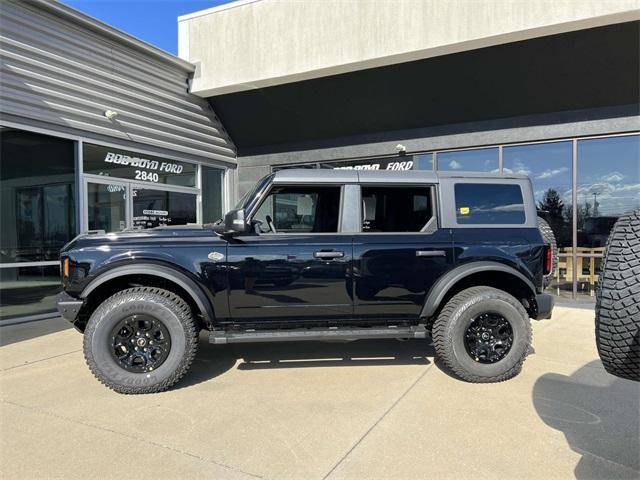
[227,184,353,323]
[352,185,454,320]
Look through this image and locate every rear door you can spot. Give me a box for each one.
[352,184,454,320]
[226,184,354,323]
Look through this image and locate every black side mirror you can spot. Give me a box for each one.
[213,208,249,236]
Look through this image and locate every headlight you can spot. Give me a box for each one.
[62,258,70,278]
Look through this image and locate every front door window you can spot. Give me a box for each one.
[252,186,341,234]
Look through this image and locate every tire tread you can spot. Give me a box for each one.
[433,286,532,383]
[83,287,198,394]
[595,210,640,381]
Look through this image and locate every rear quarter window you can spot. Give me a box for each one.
[454,183,525,225]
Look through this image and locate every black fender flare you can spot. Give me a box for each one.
[81,263,215,328]
[420,261,536,318]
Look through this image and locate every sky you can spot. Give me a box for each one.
[62,0,233,55]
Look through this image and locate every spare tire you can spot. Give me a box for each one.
[595,209,640,382]
[538,217,558,289]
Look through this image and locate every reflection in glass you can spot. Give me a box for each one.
[565,254,605,300]
[437,148,498,171]
[504,141,573,249]
[552,254,576,300]
[0,129,76,263]
[414,153,433,171]
[0,265,62,320]
[577,135,640,248]
[87,183,127,233]
[202,166,224,223]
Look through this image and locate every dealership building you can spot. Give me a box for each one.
[0,0,237,321]
[1,0,639,322]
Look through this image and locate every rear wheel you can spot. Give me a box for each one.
[432,286,532,382]
[595,210,640,381]
[83,287,198,394]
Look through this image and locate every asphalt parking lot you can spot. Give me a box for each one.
[1,306,638,480]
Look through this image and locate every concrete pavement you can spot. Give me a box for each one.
[1,307,638,480]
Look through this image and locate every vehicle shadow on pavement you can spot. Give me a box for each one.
[532,360,640,479]
[177,335,433,389]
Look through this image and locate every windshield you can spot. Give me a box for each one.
[235,174,274,212]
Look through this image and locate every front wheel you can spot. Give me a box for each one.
[83,287,198,394]
[432,286,532,383]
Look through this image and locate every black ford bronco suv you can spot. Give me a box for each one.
[57,170,554,393]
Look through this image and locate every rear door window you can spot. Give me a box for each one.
[454,183,525,224]
[361,186,433,232]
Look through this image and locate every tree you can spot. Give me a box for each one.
[565,202,593,231]
[538,189,565,220]
[539,188,571,247]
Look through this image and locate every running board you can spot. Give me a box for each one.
[209,325,427,344]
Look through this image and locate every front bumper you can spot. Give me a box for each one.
[534,293,554,320]
[56,291,84,326]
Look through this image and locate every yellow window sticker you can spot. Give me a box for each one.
[459,207,470,215]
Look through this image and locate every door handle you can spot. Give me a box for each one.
[416,250,446,257]
[314,251,344,259]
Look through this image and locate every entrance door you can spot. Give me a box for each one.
[86,180,128,232]
[84,179,198,232]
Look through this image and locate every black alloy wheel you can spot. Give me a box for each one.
[464,313,513,364]
[432,286,531,383]
[110,314,172,373]
[84,287,198,394]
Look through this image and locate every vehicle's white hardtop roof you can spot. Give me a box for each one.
[272,168,529,184]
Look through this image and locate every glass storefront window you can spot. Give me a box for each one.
[0,265,62,320]
[414,153,433,171]
[1,129,76,263]
[437,148,499,172]
[504,142,573,247]
[1,128,76,319]
[132,188,197,228]
[83,143,197,187]
[202,166,224,223]
[575,135,640,299]
[577,135,640,248]
[320,157,415,170]
[504,141,574,299]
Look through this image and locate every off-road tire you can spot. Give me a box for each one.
[433,286,532,383]
[595,210,640,381]
[83,287,198,394]
[538,217,558,289]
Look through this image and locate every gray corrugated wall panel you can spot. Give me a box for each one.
[0,48,221,129]
[0,74,235,155]
[4,4,189,91]
[0,0,236,166]
[0,2,203,110]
